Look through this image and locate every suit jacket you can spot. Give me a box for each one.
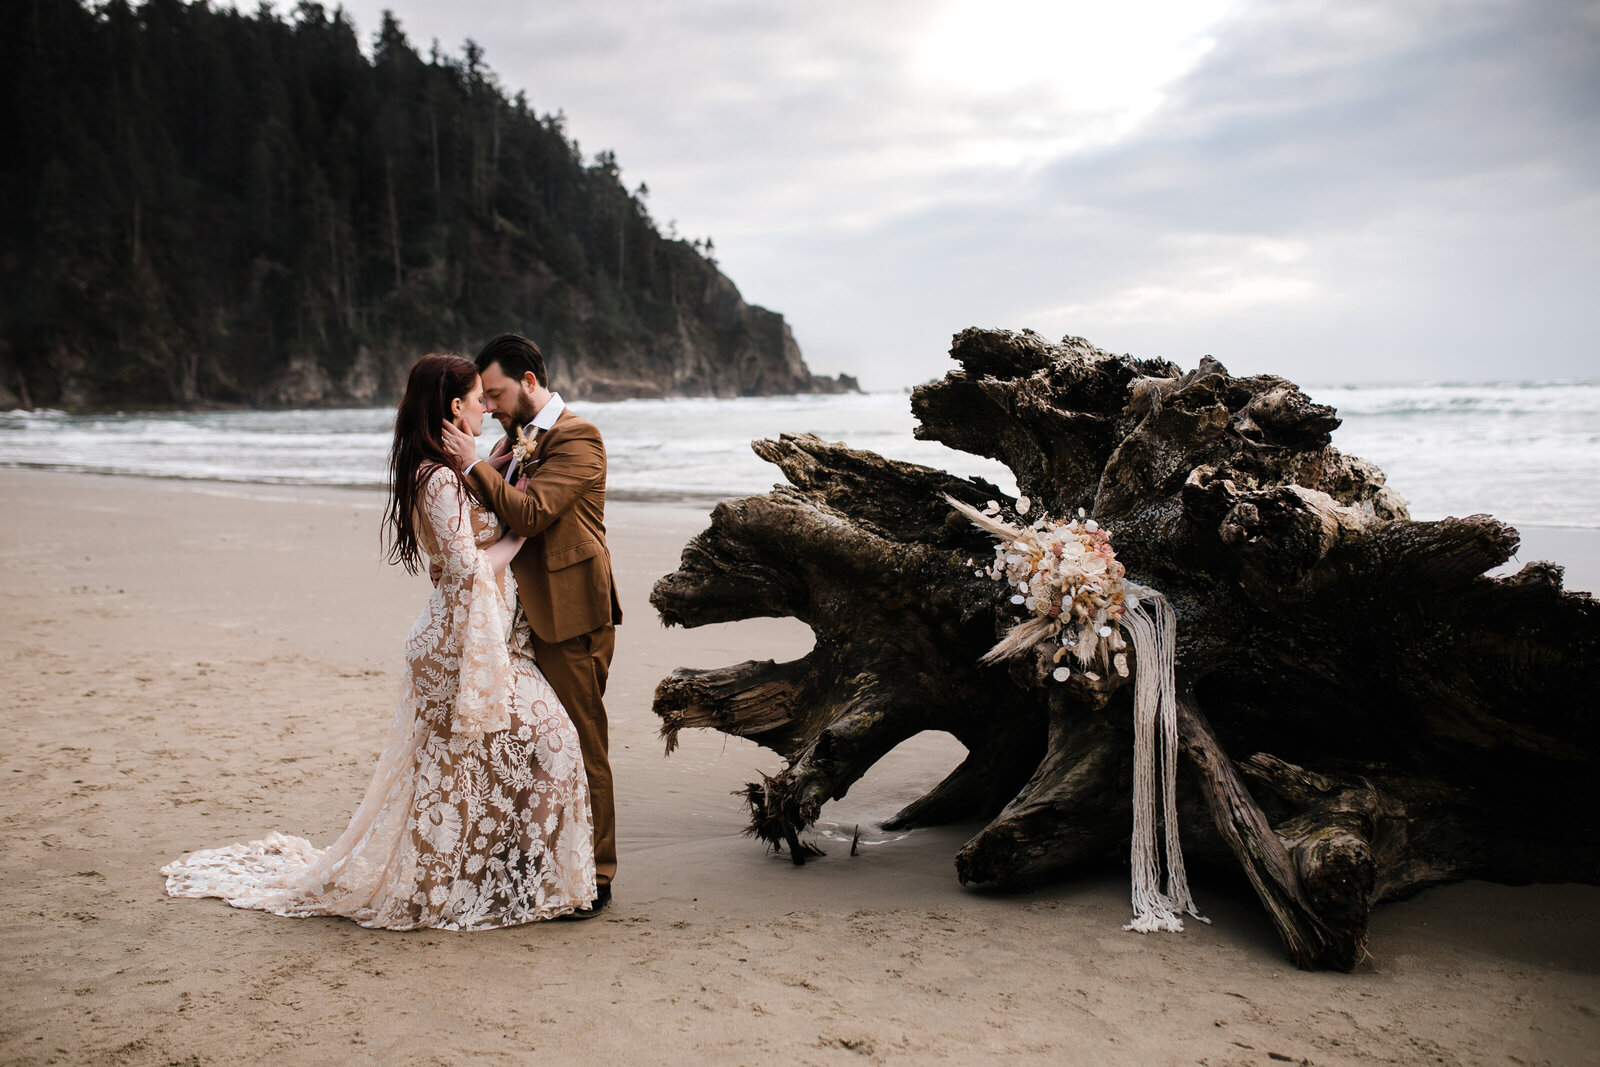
[468,408,622,644]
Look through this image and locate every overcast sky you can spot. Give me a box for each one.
[337,0,1600,389]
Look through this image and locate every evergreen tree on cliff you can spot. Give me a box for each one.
[0,0,852,409]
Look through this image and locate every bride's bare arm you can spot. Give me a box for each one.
[483,531,526,576]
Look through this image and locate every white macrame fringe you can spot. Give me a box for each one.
[1119,589,1208,933]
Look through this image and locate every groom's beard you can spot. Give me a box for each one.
[493,395,539,435]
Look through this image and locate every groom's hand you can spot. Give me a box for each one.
[440,419,479,471]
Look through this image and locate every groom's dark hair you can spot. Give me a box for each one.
[476,333,548,388]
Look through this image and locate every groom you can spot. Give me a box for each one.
[440,333,622,916]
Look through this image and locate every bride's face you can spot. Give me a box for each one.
[451,377,488,436]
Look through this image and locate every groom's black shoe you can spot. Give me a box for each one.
[558,883,610,922]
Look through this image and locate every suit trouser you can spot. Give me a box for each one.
[530,623,617,888]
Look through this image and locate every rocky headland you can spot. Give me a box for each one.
[1,0,854,411]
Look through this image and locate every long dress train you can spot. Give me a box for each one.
[161,465,596,929]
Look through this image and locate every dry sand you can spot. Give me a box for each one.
[1,468,1596,1065]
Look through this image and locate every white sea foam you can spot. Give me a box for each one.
[1305,381,1600,528]
[2,383,1596,526]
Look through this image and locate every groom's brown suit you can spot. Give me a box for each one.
[469,408,622,888]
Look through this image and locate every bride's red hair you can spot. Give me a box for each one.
[384,353,484,574]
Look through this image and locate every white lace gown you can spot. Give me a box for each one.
[162,467,596,929]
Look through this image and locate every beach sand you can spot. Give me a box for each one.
[1,468,1596,1065]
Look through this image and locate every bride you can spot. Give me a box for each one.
[162,354,596,929]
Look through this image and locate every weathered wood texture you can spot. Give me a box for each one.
[650,328,1600,969]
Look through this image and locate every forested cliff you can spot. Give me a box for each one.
[1,0,855,410]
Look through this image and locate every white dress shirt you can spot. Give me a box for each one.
[530,391,566,432]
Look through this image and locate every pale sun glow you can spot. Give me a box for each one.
[915,0,1242,150]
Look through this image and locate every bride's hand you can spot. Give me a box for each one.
[439,419,479,471]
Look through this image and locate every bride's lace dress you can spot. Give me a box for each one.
[162,466,596,929]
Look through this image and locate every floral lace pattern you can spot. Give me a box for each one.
[162,466,596,929]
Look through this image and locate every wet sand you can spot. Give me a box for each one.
[1,469,1596,1065]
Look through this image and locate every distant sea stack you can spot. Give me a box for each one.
[0,0,856,411]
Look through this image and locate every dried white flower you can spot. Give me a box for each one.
[1016,496,1032,515]
[1052,666,1071,682]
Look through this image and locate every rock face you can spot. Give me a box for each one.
[649,327,1600,971]
[251,266,855,410]
[545,270,856,403]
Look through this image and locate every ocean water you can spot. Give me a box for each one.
[2,382,1597,527]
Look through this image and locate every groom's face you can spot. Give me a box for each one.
[479,362,539,432]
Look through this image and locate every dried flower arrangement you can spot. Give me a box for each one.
[949,495,1137,681]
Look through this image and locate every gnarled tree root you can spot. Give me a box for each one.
[650,329,1600,969]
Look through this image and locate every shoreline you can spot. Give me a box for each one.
[4,466,1595,593]
[0,463,744,510]
[2,468,1596,1063]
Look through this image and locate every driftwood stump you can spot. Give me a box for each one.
[650,329,1600,970]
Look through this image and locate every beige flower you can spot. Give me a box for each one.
[511,426,538,465]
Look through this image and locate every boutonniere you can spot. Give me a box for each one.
[511,426,537,466]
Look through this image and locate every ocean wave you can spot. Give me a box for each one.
[1310,381,1600,419]
[2,387,1595,527]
